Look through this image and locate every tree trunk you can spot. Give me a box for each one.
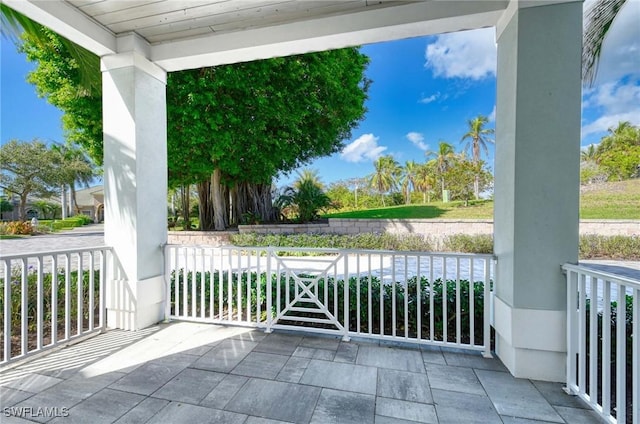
[70,185,79,215]
[233,181,277,224]
[61,185,68,219]
[19,193,27,221]
[180,184,190,229]
[197,180,215,230]
[474,175,480,200]
[211,169,228,230]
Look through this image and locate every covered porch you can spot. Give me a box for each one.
[2,0,636,423]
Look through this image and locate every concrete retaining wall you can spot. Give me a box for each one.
[168,219,638,245]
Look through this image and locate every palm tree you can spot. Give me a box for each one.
[580,144,598,163]
[294,169,324,190]
[400,161,418,204]
[1,4,100,94]
[52,143,97,215]
[461,115,494,199]
[369,155,400,206]
[425,142,456,198]
[582,0,628,86]
[414,162,437,203]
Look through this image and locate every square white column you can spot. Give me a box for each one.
[101,38,168,330]
[494,1,582,381]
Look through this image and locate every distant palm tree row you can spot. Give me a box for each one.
[368,115,494,205]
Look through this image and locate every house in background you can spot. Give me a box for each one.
[73,185,104,223]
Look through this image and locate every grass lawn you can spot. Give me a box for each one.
[324,179,640,220]
[0,234,29,240]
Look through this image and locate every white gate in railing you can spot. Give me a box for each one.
[267,253,348,338]
[563,263,639,424]
[164,245,495,356]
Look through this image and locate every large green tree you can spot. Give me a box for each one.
[595,121,640,180]
[0,140,60,220]
[167,51,369,229]
[426,142,456,198]
[18,27,369,230]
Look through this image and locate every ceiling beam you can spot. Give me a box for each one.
[4,0,117,56]
[152,0,508,72]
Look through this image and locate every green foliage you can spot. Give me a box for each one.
[579,234,640,260]
[19,29,103,163]
[276,171,333,222]
[581,122,640,183]
[170,270,489,344]
[0,269,100,357]
[0,139,61,220]
[32,200,60,220]
[230,233,434,252]
[369,155,401,206]
[443,234,494,254]
[0,221,33,235]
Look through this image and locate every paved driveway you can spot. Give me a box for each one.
[0,224,105,256]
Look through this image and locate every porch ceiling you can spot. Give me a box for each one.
[5,0,510,71]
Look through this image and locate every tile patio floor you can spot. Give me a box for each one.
[0,322,602,424]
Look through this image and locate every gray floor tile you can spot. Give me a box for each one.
[300,336,340,350]
[109,361,189,396]
[245,418,294,424]
[300,359,378,395]
[424,363,485,395]
[231,352,289,379]
[192,339,258,372]
[293,346,336,360]
[554,405,603,424]
[152,368,226,403]
[225,378,321,423]
[310,388,375,424]
[114,397,169,424]
[443,352,508,372]
[531,380,589,409]
[0,387,34,407]
[1,415,39,424]
[476,370,564,423]
[357,345,425,373]
[276,356,311,383]
[432,388,501,423]
[200,374,248,410]
[334,342,358,363]
[501,417,563,423]
[50,388,145,424]
[1,373,62,393]
[231,330,269,342]
[377,368,432,403]
[375,397,438,423]
[374,416,418,424]
[420,348,446,365]
[147,401,247,424]
[253,334,302,355]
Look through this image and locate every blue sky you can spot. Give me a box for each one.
[1,1,639,189]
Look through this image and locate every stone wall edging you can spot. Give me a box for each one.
[168,219,638,245]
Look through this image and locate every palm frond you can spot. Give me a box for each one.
[1,4,101,94]
[582,0,627,86]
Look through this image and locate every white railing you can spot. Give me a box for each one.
[0,246,112,366]
[164,245,495,356]
[563,263,639,424]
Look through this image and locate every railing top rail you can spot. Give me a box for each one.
[562,262,640,288]
[165,243,496,260]
[0,245,112,261]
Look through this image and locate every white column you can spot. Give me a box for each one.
[101,34,168,330]
[60,186,67,219]
[493,1,582,381]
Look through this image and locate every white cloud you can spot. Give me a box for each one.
[488,105,496,123]
[582,80,640,137]
[425,28,496,80]
[340,134,387,163]
[419,92,439,104]
[406,132,428,151]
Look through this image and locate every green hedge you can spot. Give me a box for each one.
[171,270,489,345]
